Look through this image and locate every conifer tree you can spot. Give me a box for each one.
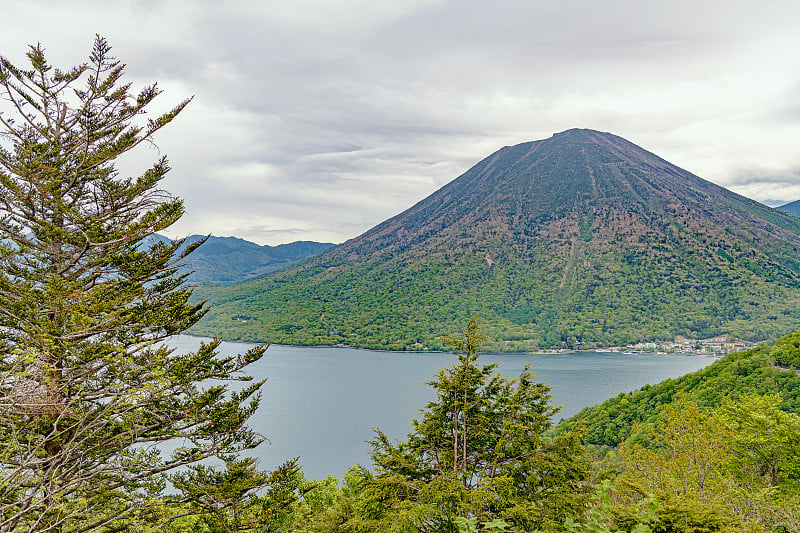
[368,318,591,532]
[0,37,279,531]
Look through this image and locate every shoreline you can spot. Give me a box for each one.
[173,334,735,357]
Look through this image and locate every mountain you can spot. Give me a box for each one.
[189,129,800,350]
[146,234,335,284]
[777,199,800,218]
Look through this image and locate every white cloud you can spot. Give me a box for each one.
[3,0,800,244]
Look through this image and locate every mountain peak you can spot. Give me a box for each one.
[551,127,609,138]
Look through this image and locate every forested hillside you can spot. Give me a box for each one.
[556,329,800,446]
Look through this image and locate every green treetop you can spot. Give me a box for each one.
[367,318,591,532]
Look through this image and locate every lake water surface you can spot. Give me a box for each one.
[165,336,715,479]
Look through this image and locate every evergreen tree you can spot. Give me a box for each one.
[0,37,281,531]
[368,318,591,532]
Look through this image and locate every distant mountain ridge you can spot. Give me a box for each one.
[777,199,800,218]
[189,129,800,350]
[147,234,335,284]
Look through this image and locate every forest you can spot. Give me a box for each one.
[187,210,800,354]
[1,37,799,533]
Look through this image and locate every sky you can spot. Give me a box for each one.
[3,0,800,245]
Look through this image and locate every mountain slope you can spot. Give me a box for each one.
[178,236,334,284]
[189,129,800,350]
[146,234,335,284]
[777,199,800,218]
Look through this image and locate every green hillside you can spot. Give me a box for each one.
[189,129,800,350]
[555,330,800,446]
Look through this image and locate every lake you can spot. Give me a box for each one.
[165,336,715,479]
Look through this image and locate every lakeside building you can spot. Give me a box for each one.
[616,334,756,355]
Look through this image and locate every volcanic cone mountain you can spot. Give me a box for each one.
[191,129,800,350]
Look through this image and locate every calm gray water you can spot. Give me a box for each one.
[165,336,714,479]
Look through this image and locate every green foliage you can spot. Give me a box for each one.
[718,394,800,486]
[554,347,800,533]
[616,498,735,533]
[363,318,592,532]
[167,458,305,532]
[771,330,800,367]
[284,391,800,533]
[285,466,379,533]
[619,397,736,503]
[0,37,281,531]
[557,331,800,446]
[454,515,511,533]
[611,395,800,533]
[564,480,657,533]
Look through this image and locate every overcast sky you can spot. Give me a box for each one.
[4,0,800,245]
